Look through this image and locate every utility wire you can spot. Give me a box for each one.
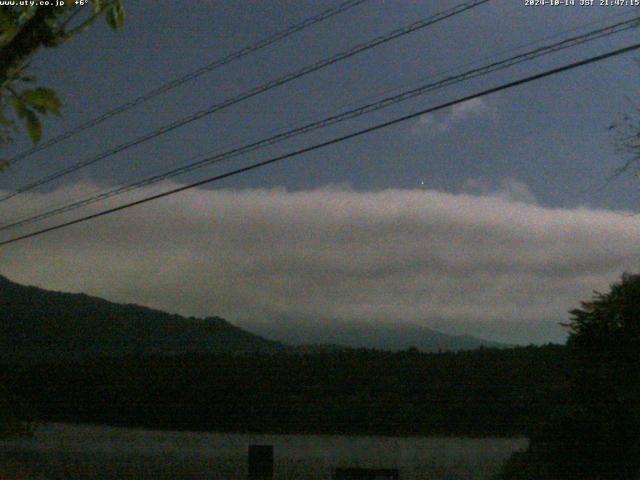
[2,41,638,247]
[2,16,637,232]
[0,0,490,204]
[4,0,370,167]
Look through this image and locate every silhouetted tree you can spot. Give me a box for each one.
[564,272,640,478]
[610,99,640,183]
[497,272,640,480]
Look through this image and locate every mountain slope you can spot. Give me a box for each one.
[0,275,285,361]
[248,318,508,352]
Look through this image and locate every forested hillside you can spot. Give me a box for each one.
[2,345,569,437]
[0,275,506,355]
[0,275,284,360]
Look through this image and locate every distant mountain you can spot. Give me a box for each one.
[0,274,506,361]
[0,275,285,362]
[247,318,508,352]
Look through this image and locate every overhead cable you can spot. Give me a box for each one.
[2,41,638,247]
[4,0,371,166]
[0,0,490,203]
[2,16,637,232]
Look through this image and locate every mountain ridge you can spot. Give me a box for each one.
[0,275,285,361]
[1,275,507,360]
[247,317,508,352]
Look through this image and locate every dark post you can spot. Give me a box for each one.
[248,445,274,480]
[334,468,399,479]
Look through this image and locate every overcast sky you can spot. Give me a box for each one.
[1,1,640,344]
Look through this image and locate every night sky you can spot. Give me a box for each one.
[2,0,640,344]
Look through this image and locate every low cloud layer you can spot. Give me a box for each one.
[2,182,639,344]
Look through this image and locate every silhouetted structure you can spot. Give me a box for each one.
[248,445,274,480]
[334,468,399,479]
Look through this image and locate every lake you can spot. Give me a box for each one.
[0,423,527,479]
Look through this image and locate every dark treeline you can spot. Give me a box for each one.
[2,344,568,437]
[496,273,640,479]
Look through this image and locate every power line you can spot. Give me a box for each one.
[2,18,637,230]
[2,16,637,232]
[4,0,370,167]
[2,41,638,247]
[0,0,490,204]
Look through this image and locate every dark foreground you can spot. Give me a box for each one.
[2,345,568,437]
[0,423,527,480]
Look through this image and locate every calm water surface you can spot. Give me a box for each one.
[0,423,527,479]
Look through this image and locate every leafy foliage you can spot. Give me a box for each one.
[0,1,125,150]
[567,272,640,413]
[497,273,640,480]
[9,87,61,143]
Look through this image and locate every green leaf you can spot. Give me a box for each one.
[16,6,38,27]
[11,98,43,144]
[21,88,62,116]
[24,109,42,144]
[105,1,125,30]
[10,96,29,119]
[0,10,18,46]
[30,105,47,115]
